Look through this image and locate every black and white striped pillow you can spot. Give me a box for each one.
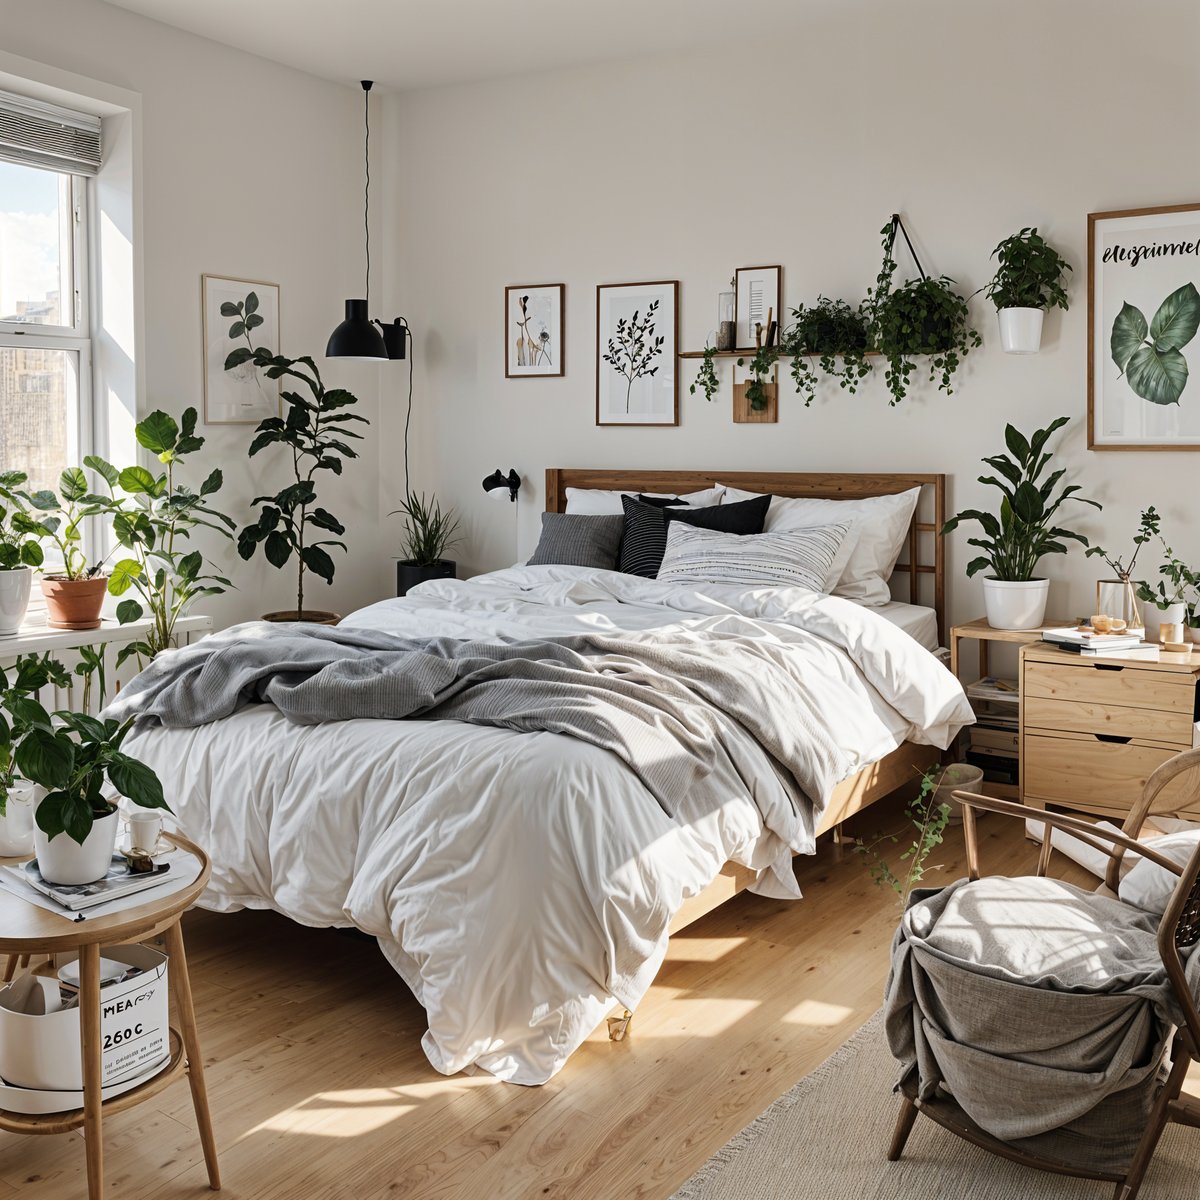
[618,493,771,578]
[656,521,853,592]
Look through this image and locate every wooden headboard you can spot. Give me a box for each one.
[545,468,946,642]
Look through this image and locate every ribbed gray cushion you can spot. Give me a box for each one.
[527,513,624,569]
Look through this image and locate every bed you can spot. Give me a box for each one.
[116,468,971,1085]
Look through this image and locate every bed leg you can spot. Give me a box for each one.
[607,1008,634,1041]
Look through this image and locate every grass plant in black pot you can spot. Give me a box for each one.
[391,493,461,596]
[868,215,981,406]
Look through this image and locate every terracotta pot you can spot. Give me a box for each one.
[41,575,109,630]
[261,610,341,626]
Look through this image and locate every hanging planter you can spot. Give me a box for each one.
[867,214,981,406]
[983,227,1072,355]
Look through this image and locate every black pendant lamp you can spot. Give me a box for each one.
[327,81,408,361]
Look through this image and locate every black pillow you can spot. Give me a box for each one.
[528,513,624,570]
[618,493,770,578]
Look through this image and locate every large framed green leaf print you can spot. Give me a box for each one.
[1089,203,1200,449]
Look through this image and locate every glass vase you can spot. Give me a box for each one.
[716,291,736,351]
[1095,576,1145,631]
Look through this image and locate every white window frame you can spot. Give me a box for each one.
[0,169,94,463]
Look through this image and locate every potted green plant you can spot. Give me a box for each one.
[19,467,116,631]
[868,216,981,406]
[88,408,236,667]
[15,710,168,884]
[781,296,873,406]
[0,471,48,636]
[941,416,1101,629]
[1134,532,1196,641]
[0,653,70,856]
[224,293,366,624]
[983,227,1072,354]
[391,493,461,596]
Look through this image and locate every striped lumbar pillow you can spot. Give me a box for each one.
[656,521,853,592]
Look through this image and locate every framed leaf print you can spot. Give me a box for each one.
[1089,203,1200,449]
[505,284,564,377]
[595,280,678,426]
[202,274,281,425]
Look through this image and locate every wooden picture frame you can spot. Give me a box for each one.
[505,284,564,378]
[734,265,782,351]
[595,280,679,427]
[1088,202,1200,450]
[201,274,281,425]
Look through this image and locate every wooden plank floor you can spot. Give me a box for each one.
[0,801,1184,1199]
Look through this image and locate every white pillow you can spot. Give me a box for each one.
[656,521,853,592]
[565,485,725,516]
[719,485,920,606]
[1118,829,1200,915]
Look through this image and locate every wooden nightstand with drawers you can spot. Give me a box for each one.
[1020,642,1200,821]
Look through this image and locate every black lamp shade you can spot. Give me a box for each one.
[483,468,520,502]
[326,299,387,360]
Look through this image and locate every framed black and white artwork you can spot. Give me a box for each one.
[734,265,782,350]
[202,274,281,425]
[505,284,564,378]
[595,280,678,427]
[1088,203,1200,450]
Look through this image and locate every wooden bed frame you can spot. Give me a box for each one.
[545,468,948,933]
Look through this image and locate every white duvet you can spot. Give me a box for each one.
[126,565,972,1083]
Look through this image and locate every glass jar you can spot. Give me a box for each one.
[717,291,736,351]
[1095,575,1145,630]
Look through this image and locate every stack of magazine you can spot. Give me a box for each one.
[1042,626,1159,659]
[4,855,172,913]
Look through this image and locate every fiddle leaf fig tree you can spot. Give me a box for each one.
[223,292,369,616]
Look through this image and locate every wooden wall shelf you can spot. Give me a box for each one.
[679,348,880,360]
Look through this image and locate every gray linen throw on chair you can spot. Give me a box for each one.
[104,620,850,844]
[884,874,1200,1171]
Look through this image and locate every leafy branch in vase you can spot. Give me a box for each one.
[603,300,664,413]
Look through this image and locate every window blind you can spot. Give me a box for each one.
[0,88,101,176]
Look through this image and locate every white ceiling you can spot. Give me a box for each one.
[100,0,821,91]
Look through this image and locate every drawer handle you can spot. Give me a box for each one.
[1094,733,1133,744]
[1092,664,1125,673]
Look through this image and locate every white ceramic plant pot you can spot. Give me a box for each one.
[0,566,32,637]
[33,805,119,885]
[997,307,1045,354]
[0,783,36,857]
[983,577,1050,630]
[1144,601,1187,643]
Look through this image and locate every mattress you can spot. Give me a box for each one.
[874,600,939,652]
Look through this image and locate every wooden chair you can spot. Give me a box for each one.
[888,746,1200,1200]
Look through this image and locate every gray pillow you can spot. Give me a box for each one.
[528,513,624,570]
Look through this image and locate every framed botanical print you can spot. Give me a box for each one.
[202,274,281,425]
[734,265,782,350]
[1088,203,1200,450]
[596,280,679,426]
[505,283,564,378]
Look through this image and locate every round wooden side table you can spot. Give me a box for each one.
[0,833,220,1198]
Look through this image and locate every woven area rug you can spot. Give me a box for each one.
[671,1012,1200,1199]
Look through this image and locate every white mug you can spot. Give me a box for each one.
[127,810,163,854]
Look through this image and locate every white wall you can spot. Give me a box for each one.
[384,0,1200,631]
[1,0,391,623]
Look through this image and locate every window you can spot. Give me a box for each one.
[0,159,89,493]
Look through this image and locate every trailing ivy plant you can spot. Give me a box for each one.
[689,344,721,403]
[781,297,873,406]
[867,216,981,406]
[89,409,236,667]
[854,766,951,908]
[736,345,779,412]
[224,292,368,617]
[983,227,1072,311]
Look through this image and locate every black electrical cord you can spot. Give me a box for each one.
[403,337,413,501]
[363,81,372,305]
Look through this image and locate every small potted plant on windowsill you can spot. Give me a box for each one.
[21,467,117,631]
[15,710,168,885]
[983,226,1072,354]
[941,416,1101,630]
[391,493,461,596]
[0,471,49,636]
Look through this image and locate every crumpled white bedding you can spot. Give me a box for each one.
[126,565,971,1083]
